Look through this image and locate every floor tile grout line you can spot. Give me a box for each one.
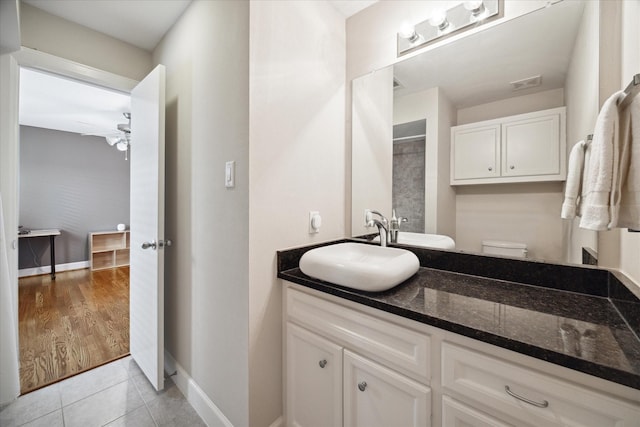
[60,375,131,409]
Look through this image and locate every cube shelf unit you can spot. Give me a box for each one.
[90,230,130,271]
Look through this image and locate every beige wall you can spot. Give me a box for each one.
[352,67,393,235]
[153,1,250,425]
[19,2,152,81]
[619,0,640,286]
[249,1,346,425]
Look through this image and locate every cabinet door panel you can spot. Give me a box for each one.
[442,396,512,427]
[502,114,560,177]
[286,323,343,427]
[344,350,430,427]
[452,125,500,181]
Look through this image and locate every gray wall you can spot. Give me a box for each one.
[19,126,130,269]
[392,138,425,232]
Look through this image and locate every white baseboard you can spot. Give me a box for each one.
[18,261,90,278]
[164,350,235,427]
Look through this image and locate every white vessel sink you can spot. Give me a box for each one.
[299,242,420,292]
[375,232,455,249]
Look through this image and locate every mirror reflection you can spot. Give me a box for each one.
[351,0,597,265]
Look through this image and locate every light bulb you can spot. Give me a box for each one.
[105,136,120,146]
[116,141,129,151]
[428,9,450,31]
[464,0,488,20]
[399,22,419,42]
[463,0,483,11]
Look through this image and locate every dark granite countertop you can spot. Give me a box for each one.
[277,240,640,391]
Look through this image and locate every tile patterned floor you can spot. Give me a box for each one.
[0,356,206,427]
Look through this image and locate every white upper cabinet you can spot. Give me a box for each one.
[451,107,566,185]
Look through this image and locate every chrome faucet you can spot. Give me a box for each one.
[367,218,389,247]
[367,210,390,246]
[389,209,408,243]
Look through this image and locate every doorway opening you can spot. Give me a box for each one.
[17,67,131,394]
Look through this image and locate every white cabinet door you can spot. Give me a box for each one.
[502,113,560,177]
[451,124,500,181]
[343,350,431,427]
[286,323,343,427]
[442,396,512,427]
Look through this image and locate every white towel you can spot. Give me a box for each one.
[561,140,586,219]
[579,91,626,230]
[616,94,640,229]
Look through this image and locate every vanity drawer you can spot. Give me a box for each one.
[441,342,640,427]
[287,287,430,383]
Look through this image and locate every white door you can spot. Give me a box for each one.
[129,64,166,391]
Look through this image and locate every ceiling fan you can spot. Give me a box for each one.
[105,112,131,157]
[80,112,131,160]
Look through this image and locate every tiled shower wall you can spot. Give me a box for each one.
[392,137,425,233]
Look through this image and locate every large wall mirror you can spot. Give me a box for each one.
[352,0,599,265]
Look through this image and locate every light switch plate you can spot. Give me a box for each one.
[309,211,321,234]
[225,161,235,188]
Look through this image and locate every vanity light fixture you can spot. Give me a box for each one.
[397,0,502,56]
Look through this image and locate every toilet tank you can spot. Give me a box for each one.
[481,240,528,258]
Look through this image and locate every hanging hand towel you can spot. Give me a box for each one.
[579,91,625,230]
[561,140,586,219]
[615,94,640,229]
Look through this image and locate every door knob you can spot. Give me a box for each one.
[141,240,157,250]
[158,239,172,248]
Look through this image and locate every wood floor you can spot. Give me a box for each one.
[18,267,130,394]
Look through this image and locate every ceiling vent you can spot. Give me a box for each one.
[510,75,542,91]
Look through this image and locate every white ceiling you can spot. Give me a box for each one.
[19,0,376,138]
[20,68,131,137]
[23,0,192,51]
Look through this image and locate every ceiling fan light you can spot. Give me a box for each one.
[106,136,120,146]
[116,141,129,151]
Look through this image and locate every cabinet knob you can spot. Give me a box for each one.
[358,381,367,392]
[510,165,515,170]
[488,166,493,171]
[318,359,327,368]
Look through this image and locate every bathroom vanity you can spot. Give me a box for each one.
[278,241,640,427]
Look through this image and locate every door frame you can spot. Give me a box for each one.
[5,47,140,390]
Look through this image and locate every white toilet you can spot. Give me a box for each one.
[481,240,528,258]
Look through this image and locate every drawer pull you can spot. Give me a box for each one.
[505,385,549,408]
[358,381,367,392]
[318,359,327,368]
